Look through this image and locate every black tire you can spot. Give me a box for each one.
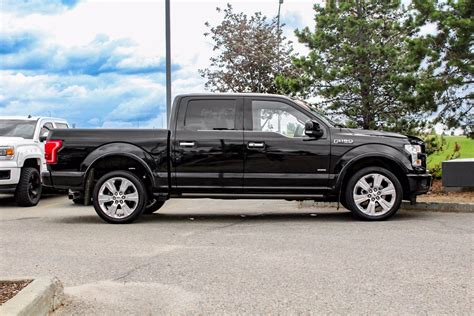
[345,167,402,221]
[143,199,165,214]
[92,171,147,224]
[15,167,42,207]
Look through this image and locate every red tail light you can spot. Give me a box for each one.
[45,140,62,164]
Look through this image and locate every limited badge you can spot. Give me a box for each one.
[333,139,354,144]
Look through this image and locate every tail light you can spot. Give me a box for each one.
[45,140,62,164]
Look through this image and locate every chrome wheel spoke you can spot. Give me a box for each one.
[119,179,132,194]
[104,180,116,194]
[357,177,371,192]
[98,194,113,203]
[126,192,139,202]
[373,174,383,189]
[107,203,118,216]
[381,184,395,196]
[366,201,376,214]
[121,204,132,216]
[354,194,369,205]
[378,198,393,212]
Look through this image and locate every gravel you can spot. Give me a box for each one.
[0,280,32,305]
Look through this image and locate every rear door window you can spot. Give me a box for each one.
[183,99,237,131]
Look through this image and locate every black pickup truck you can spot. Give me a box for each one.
[42,93,431,223]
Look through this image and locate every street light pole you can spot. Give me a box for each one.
[276,0,283,72]
[165,0,171,127]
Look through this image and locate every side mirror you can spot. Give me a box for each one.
[39,132,49,142]
[305,120,324,138]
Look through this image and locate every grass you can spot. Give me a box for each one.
[427,136,474,170]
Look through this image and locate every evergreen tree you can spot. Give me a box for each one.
[414,0,473,137]
[277,0,437,132]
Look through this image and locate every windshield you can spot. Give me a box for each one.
[0,120,37,139]
[292,99,341,127]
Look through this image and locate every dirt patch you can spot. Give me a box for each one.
[418,180,474,204]
[0,280,32,305]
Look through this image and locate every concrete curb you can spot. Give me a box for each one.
[0,276,64,316]
[297,201,474,213]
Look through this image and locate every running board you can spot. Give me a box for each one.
[176,193,326,200]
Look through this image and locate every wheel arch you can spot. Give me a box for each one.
[336,154,411,201]
[82,150,157,205]
[21,157,41,171]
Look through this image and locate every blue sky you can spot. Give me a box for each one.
[0,0,315,128]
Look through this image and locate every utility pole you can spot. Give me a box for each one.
[165,0,171,127]
[276,0,283,72]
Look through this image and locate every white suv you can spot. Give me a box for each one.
[0,116,69,206]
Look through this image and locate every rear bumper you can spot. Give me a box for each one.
[407,173,432,195]
[41,171,84,190]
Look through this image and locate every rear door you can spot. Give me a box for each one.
[243,97,331,195]
[172,96,244,194]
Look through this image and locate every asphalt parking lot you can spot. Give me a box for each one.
[0,194,472,314]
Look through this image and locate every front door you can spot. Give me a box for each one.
[243,98,331,195]
[173,97,244,194]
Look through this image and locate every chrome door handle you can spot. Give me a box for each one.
[248,142,265,148]
[179,141,195,147]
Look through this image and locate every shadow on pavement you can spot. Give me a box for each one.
[0,193,66,207]
[50,209,430,225]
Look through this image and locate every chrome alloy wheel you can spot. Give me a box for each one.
[97,177,140,218]
[352,173,396,216]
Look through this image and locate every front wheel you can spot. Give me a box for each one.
[92,171,147,224]
[345,167,402,220]
[15,167,42,207]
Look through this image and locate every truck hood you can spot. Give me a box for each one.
[0,136,35,146]
[344,129,407,139]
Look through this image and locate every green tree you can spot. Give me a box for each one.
[413,0,473,137]
[199,4,297,93]
[277,0,437,132]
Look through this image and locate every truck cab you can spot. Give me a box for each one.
[0,116,69,206]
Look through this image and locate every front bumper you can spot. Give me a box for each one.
[0,161,21,189]
[407,173,432,195]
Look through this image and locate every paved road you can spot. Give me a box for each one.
[0,194,472,314]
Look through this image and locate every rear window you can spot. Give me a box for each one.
[55,123,68,129]
[183,99,236,131]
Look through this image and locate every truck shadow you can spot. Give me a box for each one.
[0,193,65,207]
[53,210,429,225]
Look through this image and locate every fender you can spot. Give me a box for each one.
[81,142,159,189]
[15,143,44,170]
[333,144,412,191]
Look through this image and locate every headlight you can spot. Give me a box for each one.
[404,144,422,167]
[0,146,15,160]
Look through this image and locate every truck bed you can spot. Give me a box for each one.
[45,128,170,189]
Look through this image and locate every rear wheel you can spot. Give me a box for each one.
[345,167,402,220]
[15,167,42,207]
[92,171,147,224]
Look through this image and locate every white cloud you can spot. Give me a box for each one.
[1,0,318,128]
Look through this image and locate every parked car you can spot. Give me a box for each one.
[0,116,69,206]
[42,94,431,223]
